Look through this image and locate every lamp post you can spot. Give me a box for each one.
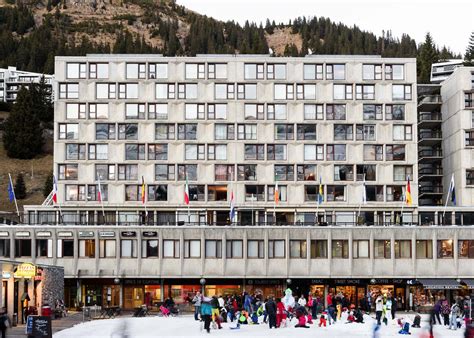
[200,278,206,295]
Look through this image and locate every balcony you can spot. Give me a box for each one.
[419,149,442,162]
[418,112,442,128]
[418,95,442,112]
[419,185,443,194]
[419,167,443,179]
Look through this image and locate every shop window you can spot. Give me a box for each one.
[163,240,180,258]
[14,239,31,257]
[247,240,264,258]
[79,239,96,258]
[310,240,327,258]
[268,240,285,258]
[416,240,433,259]
[290,240,307,258]
[0,239,10,258]
[458,240,474,258]
[99,239,116,258]
[437,240,453,258]
[57,239,74,257]
[395,240,411,258]
[353,240,369,258]
[226,240,243,258]
[331,240,348,258]
[374,240,391,259]
[184,240,200,258]
[205,240,222,258]
[142,240,158,258]
[36,239,53,258]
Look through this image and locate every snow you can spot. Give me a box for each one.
[54,313,465,338]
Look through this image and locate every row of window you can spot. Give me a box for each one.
[63,103,406,122]
[59,82,413,101]
[65,62,405,81]
[6,238,471,260]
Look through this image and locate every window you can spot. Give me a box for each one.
[95,123,115,140]
[215,83,234,99]
[58,164,78,180]
[304,145,324,160]
[148,185,168,201]
[363,64,382,80]
[296,84,316,100]
[237,124,257,140]
[215,164,234,181]
[385,64,404,80]
[185,144,205,160]
[365,185,384,202]
[155,83,175,99]
[310,240,327,258]
[356,164,376,181]
[297,124,316,140]
[244,63,264,79]
[326,144,346,161]
[66,144,86,160]
[99,239,116,258]
[87,184,108,201]
[268,240,285,258]
[333,84,352,100]
[155,124,175,140]
[395,240,412,258]
[59,83,79,99]
[208,185,227,202]
[226,240,243,258]
[356,125,376,141]
[95,164,115,181]
[274,84,294,100]
[178,83,198,99]
[237,165,257,181]
[205,240,222,258]
[178,124,197,140]
[326,104,346,120]
[147,144,167,161]
[163,240,180,258]
[207,63,227,79]
[394,165,413,181]
[437,240,454,258]
[374,240,391,258]
[66,103,86,119]
[334,124,353,140]
[65,185,85,201]
[466,93,474,108]
[188,185,205,201]
[184,103,204,120]
[267,144,287,160]
[148,63,168,79]
[66,62,87,79]
[125,144,145,160]
[393,125,412,141]
[118,83,138,99]
[125,185,145,201]
[386,185,404,202]
[363,104,382,120]
[267,63,286,79]
[96,83,116,99]
[386,145,405,161]
[247,240,264,258]
[184,240,201,258]
[416,240,433,259]
[268,185,287,202]
[215,124,235,140]
[118,164,138,180]
[304,185,319,202]
[207,104,227,120]
[126,63,146,79]
[142,239,158,258]
[185,63,205,79]
[267,104,287,120]
[244,104,264,120]
[0,240,10,258]
[274,124,294,140]
[57,239,74,257]
[36,239,53,258]
[458,240,474,258]
[353,240,369,258]
[237,84,257,100]
[245,185,265,201]
[79,239,95,258]
[466,131,474,146]
[303,64,323,80]
[334,165,354,181]
[392,85,412,100]
[178,164,197,181]
[290,240,307,258]
[385,104,405,120]
[59,124,78,140]
[304,104,324,120]
[332,240,348,258]
[155,164,175,181]
[326,185,345,201]
[207,144,227,160]
[244,144,264,160]
[148,104,168,120]
[118,123,138,140]
[120,239,137,258]
[355,84,375,100]
[467,170,474,185]
[125,103,145,119]
[89,63,108,78]
[89,103,109,119]
[326,64,345,80]
[14,239,31,257]
[363,145,383,161]
[275,165,294,181]
[297,164,317,181]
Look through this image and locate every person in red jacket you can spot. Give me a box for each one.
[326,292,333,307]
[276,298,287,328]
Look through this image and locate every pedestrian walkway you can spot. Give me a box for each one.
[6,312,84,338]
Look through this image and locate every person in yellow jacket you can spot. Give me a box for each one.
[336,303,342,320]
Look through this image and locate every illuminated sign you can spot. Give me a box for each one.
[14,263,36,279]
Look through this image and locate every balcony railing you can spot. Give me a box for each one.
[419,167,443,175]
[419,149,442,157]
[419,186,443,194]
[418,95,442,105]
[419,112,442,122]
[419,131,442,139]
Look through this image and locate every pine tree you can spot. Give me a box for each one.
[2,87,43,159]
[417,33,439,84]
[47,0,52,12]
[43,172,54,197]
[465,32,474,61]
[15,173,27,200]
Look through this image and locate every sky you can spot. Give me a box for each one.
[177,0,474,55]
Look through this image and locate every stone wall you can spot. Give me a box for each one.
[41,267,64,307]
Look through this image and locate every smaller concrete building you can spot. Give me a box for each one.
[0,66,53,103]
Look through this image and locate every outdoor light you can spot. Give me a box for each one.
[286,278,292,285]
[200,278,206,285]
[114,278,120,284]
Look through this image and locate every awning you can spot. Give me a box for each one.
[418,278,460,289]
[462,279,474,289]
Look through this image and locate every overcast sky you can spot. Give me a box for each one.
[177,0,473,55]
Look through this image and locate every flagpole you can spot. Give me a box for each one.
[98,177,105,219]
[8,173,20,218]
[53,174,63,224]
[400,190,405,225]
[442,183,452,219]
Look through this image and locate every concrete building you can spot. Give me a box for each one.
[0,66,53,103]
[430,59,465,84]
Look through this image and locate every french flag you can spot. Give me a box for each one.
[229,190,235,222]
[52,175,58,204]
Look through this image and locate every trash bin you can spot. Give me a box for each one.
[12,313,17,327]
[41,305,52,317]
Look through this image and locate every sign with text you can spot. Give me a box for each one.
[26,315,52,338]
[14,263,36,279]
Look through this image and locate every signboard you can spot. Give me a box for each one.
[0,231,9,237]
[26,316,52,338]
[142,231,158,237]
[2,272,11,279]
[246,279,282,285]
[15,231,30,237]
[121,231,136,237]
[78,231,94,238]
[99,231,115,238]
[123,279,161,285]
[36,232,51,237]
[334,279,362,285]
[14,263,36,279]
[57,231,73,237]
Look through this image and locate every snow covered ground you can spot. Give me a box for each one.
[54,313,465,337]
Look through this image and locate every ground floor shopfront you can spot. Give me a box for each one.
[65,277,474,312]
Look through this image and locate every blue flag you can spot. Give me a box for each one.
[7,175,15,202]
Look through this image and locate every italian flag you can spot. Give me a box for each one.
[184,175,190,205]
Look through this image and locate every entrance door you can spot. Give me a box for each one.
[357,287,366,306]
[124,286,144,309]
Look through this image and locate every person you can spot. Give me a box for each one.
[326,292,333,308]
[210,296,222,329]
[432,299,442,325]
[201,298,213,333]
[192,292,202,321]
[375,294,383,325]
[265,297,277,329]
[276,298,286,328]
[298,295,306,307]
[243,293,252,313]
[0,308,9,338]
[385,297,392,322]
[328,304,336,324]
[391,296,397,320]
[450,302,461,330]
[319,311,327,327]
[412,314,421,328]
[354,308,364,323]
[441,299,450,326]
[21,293,30,324]
[294,306,309,328]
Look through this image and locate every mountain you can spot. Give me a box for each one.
[0,0,460,82]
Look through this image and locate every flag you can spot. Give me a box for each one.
[97,177,103,203]
[406,176,412,206]
[449,173,456,206]
[52,174,58,204]
[318,176,323,204]
[184,174,190,205]
[274,182,279,205]
[7,173,15,203]
[141,176,146,204]
[229,190,235,221]
[362,175,367,204]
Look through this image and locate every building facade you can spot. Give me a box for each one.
[0,66,53,103]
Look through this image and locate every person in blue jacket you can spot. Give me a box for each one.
[201,297,213,333]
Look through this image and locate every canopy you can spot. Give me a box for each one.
[462,279,474,289]
[418,278,460,289]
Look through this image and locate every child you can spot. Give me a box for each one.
[346,310,355,323]
[319,311,327,327]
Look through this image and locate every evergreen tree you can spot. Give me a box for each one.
[417,33,439,84]
[43,172,54,197]
[465,32,474,61]
[15,173,27,200]
[2,87,43,159]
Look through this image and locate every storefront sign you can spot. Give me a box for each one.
[79,231,94,238]
[99,231,115,238]
[371,279,390,284]
[14,263,36,278]
[15,231,30,237]
[123,279,161,285]
[0,231,9,237]
[310,279,326,284]
[57,231,73,237]
[246,279,282,285]
[121,231,136,237]
[142,231,158,237]
[334,279,362,285]
[36,231,51,237]
[2,272,11,279]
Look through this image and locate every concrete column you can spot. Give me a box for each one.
[390,232,396,274]
[31,232,36,265]
[432,231,437,276]
[454,231,459,276]
[369,231,374,276]
[327,231,332,277]
[7,278,14,319]
[137,231,143,277]
[306,229,311,276]
[348,229,353,275]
